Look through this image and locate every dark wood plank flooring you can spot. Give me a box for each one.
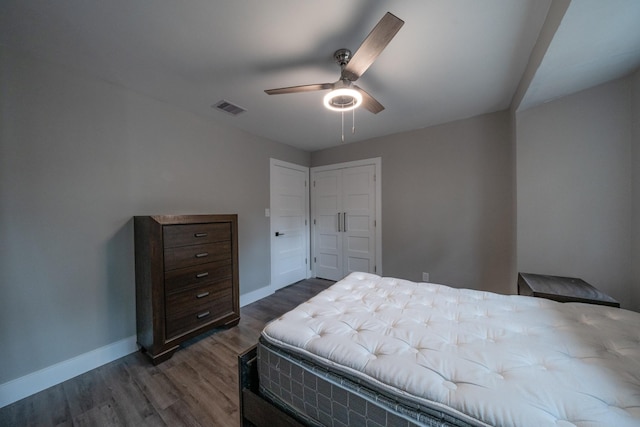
[0,278,334,427]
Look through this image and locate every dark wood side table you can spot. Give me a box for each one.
[518,272,620,307]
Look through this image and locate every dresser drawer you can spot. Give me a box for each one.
[164,260,232,294]
[164,241,231,271]
[165,279,233,317]
[165,286,233,339]
[163,223,231,248]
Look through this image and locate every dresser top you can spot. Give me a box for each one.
[135,214,237,225]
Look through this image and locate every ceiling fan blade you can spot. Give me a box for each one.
[342,12,404,82]
[265,83,333,95]
[355,85,384,114]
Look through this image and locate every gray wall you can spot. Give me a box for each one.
[633,69,640,309]
[311,111,516,294]
[0,48,309,384]
[515,78,636,309]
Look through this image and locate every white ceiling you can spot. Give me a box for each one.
[2,0,640,151]
[520,0,640,110]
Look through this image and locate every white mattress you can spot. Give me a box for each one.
[262,272,640,427]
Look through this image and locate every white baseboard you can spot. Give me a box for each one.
[0,335,138,408]
[1,286,275,409]
[240,284,274,307]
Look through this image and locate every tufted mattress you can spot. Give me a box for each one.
[261,272,640,427]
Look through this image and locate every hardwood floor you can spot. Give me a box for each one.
[0,278,334,427]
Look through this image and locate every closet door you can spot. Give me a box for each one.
[313,169,343,281]
[342,165,376,275]
[312,164,376,281]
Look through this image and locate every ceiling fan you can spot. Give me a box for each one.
[264,12,404,114]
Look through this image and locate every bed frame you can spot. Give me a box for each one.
[238,345,303,427]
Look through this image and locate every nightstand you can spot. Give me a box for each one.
[517,272,620,307]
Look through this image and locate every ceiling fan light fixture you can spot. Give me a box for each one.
[323,88,363,112]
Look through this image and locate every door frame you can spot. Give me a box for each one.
[310,157,382,277]
[270,159,311,291]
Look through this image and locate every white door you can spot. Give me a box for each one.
[342,165,376,275]
[313,169,343,281]
[312,161,378,281]
[270,160,310,290]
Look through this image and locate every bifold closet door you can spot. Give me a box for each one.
[312,164,376,281]
[341,165,376,275]
[313,169,343,281]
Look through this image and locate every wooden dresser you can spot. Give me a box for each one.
[134,214,240,364]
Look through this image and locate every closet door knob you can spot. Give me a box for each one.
[275,231,285,236]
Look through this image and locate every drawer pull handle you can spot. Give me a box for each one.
[194,233,208,237]
[196,292,210,299]
[195,252,208,258]
[196,272,209,278]
[197,311,210,319]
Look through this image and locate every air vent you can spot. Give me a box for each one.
[213,100,246,116]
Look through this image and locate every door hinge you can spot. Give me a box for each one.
[313,219,316,225]
[305,219,307,226]
[305,258,308,265]
[314,257,317,263]
[313,181,316,187]
[374,265,377,273]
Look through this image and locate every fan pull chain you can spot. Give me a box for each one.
[352,107,356,134]
[341,110,345,143]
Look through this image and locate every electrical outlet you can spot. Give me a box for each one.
[422,272,429,282]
